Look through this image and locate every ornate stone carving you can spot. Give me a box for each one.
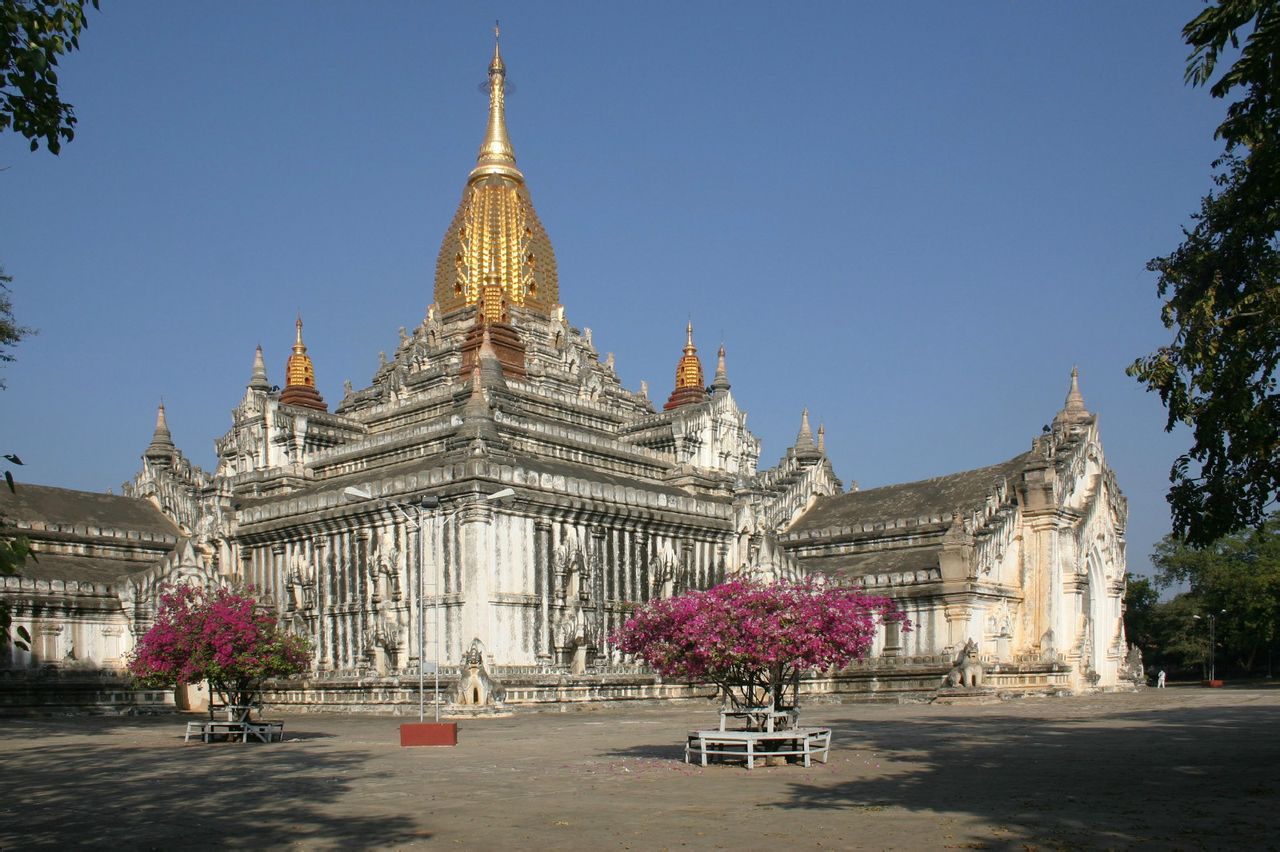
[942,639,984,688]
[453,639,506,705]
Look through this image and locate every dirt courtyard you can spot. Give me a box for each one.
[1,686,1275,850]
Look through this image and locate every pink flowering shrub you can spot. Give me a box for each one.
[613,578,908,712]
[129,584,311,707]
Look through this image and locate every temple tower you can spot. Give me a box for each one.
[664,323,708,410]
[433,28,559,317]
[279,317,327,412]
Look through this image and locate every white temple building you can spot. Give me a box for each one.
[0,36,1133,710]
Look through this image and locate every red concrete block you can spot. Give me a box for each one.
[400,722,458,747]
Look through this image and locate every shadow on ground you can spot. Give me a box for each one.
[768,703,1280,849]
[0,718,417,848]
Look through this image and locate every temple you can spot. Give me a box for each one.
[0,35,1133,710]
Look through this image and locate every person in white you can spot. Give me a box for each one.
[1157,669,1167,688]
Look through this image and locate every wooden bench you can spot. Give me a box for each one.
[184,719,284,743]
[685,727,832,770]
[719,705,799,733]
[243,721,285,743]
[185,702,282,743]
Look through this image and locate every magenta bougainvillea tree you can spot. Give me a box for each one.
[129,584,310,707]
[613,578,908,712]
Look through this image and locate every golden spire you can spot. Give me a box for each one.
[280,316,327,412]
[664,322,709,410]
[471,23,522,182]
[286,316,313,388]
[434,30,559,316]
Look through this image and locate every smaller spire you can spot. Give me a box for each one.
[817,423,826,454]
[1054,365,1090,427]
[710,343,731,394]
[463,360,492,420]
[145,401,176,465]
[248,344,270,392]
[795,408,820,460]
[1064,365,1086,413]
[476,323,509,390]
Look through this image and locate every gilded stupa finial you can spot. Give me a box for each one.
[472,22,521,182]
[434,30,558,316]
[280,316,327,412]
[664,322,708,411]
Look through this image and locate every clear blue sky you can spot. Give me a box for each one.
[0,2,1225,579]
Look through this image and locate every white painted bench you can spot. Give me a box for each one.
[243,721,285,743]
[184,719,284,743]
[685,727,832,770]
[719,706,799,733]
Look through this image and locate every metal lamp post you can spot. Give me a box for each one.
[344,486,515,722]
[1193,609,1227,683]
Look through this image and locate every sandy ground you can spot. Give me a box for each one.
[0,685,1276,850]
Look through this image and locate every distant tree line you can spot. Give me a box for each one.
[1125,513,1280,680]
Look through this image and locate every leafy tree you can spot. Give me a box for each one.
[1146,592,1212,676]
[612,578,907,719]
[1150,515,1280,673]
[1,448,32,650]
[128,584,311,708]
[1,0,98,154]
[1,265,33,388]
[2,1,97,383]
[1129,0,1280,546]
[1123,573,1161,660]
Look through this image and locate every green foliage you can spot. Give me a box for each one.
[0,0,96,648]
[0,449,31,650]
[1146,592,1212,674]
[1150,515,1280,672]
[1,0,98,154]
[1,265,34,389]
[1130,0,1280,546]
[1122,573,1160,658]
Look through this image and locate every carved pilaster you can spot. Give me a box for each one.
[680,540,694,595]
[944,605,972,651]
[535,520,552,664]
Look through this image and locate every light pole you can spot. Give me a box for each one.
[343,485,515,722]
[1193,609,1227,683]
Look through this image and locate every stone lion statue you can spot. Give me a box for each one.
[943,638,984,688]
